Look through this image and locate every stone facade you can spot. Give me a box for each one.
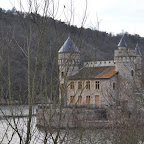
[58,35,142,110]
[36,106,112,129]
[67,75,118,108]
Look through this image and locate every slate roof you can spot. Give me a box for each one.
[135,43,142,56]
[118,35,127,47]
[68,66,118,80]
[58,36,80,53]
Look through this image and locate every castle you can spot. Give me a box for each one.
[58,35,142,110]
[36,35,143,129]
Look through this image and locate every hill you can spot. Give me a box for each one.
[0,8,144,103]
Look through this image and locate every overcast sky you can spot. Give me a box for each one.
[0,0,144,37]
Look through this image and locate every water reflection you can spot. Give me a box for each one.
[0,105,144,144]
[0,116,111,143]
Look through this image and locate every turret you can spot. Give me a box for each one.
[117,35,127,49]
[114,35,137,109]
[114,35,136,73]
[58,36,80,81]
[58,36,80,105]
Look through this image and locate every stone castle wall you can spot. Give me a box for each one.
[36,107,110,129]
[84,60,115,67]
[36,106,137,129]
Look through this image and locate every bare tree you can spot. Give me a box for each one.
[0,0,90,143]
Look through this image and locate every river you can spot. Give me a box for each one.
[0,105,143,144]
[0,105,112,144]
[0,105,47,144]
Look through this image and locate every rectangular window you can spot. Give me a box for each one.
[86,81,90,90]
[86,96,91,104]
[95,81,100,89]
[70,96,75,104]
[113,83,116,90]
[95,95,100,107]
[131,70,134,76]
[70,81,74,89]
[78,96,82,105]
[78,81,82,89]
[61,72,64,78]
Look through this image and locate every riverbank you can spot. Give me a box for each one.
[0,104,38,120]
[36,106,144,129]
[0,114,36,120]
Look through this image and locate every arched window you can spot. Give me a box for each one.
[131,70,134,76]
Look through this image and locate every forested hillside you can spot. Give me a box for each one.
[0,8,144,103]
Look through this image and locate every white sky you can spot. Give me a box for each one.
[0,0,144,37]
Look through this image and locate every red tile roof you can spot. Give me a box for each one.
[96,70,118,79]
[68,66,118,80]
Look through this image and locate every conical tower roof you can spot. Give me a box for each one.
[118,35,127,47]
[135,43,141,56]
[58,36,80,53]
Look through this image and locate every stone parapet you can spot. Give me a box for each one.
[84,60,115,67]
[114,49,136,57]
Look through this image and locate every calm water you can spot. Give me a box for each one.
[0,105,112,144]
[0,105,38,117]
[0,105,54,144]
[0,105,143,144]
[0,117,111,144]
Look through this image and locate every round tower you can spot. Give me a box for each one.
[114,35,136,80]
[58,36,80,104]
[114,35,137,109]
